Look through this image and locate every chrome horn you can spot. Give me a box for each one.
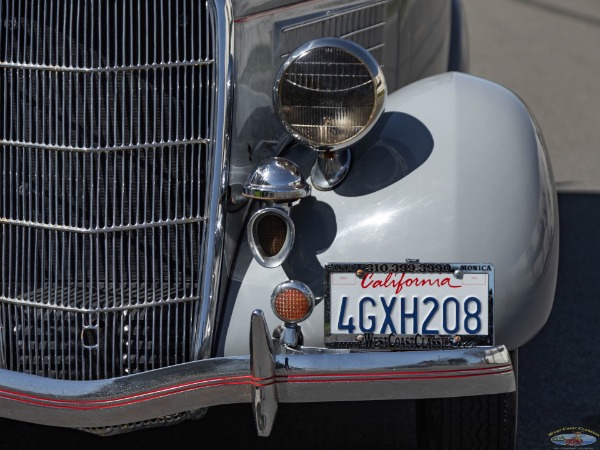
[243,158,310,267]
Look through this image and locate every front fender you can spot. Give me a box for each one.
[220,72,558,355]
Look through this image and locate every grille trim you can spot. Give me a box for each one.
[0,294,199,314]
[191,0,232,362]
[0,60,214,72]
[0,138,210,153]
[1,217,205,233]
[0,0,227,381]
[279,1,387,61]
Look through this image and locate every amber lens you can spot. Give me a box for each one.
[274,289,310,322]
[257,214,287,257]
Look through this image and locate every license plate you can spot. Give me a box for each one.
[324,262,494,350]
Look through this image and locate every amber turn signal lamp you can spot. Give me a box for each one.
[271,281,315,324]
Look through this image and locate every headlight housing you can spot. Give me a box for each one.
[274,38,386,151]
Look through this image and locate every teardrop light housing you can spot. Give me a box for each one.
[247,207,295,268]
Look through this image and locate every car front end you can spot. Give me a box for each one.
[0,1,557,447]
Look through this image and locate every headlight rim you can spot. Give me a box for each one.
[274,37,386,152]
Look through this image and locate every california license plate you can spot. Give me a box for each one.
[324,262,494,350]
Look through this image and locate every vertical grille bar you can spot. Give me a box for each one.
[0,0,215,380]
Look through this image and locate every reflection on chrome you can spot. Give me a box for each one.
[484,347,511,365]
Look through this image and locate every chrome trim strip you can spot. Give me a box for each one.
[250,310,278,436]
[280,1,387,33]
[0,296,200,315]
[0,139,210,153]
[0,326,6,370]
[192,0,234,360]
[365,43,386,53]
[280,41,386,59]
[0,218,206,233]
[0,61,214,73]
[234,0,324,23]
[341,22,386,39]
[278,0,387,60]
[0,311,515,432]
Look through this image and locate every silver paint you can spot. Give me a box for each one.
[223,72,558,355]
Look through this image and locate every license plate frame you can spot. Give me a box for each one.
[324,262,494,350]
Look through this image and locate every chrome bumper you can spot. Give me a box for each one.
[0,310,515,436]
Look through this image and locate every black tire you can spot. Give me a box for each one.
[416,392,517,450]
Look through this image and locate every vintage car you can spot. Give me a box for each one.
[0,0,558,449]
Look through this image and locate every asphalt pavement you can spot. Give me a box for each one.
[463,2,600,446]
[518,194,600,449]
[463,0,600,193]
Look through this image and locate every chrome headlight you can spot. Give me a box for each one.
[274,38,386,151]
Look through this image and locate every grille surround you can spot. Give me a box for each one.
[0,0,225,381]
[279,1,387,62]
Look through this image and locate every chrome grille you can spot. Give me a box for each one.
[280,1,387,62]
[0,0,215,380]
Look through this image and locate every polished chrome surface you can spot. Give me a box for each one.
[233,0,304,18]
[229,0,414,198]
[191,0,234,361]
[280,323,300,347]
[243,157,310,201]
[0,325,6,369]
[0,310,515,434]
[0,0,220,380]
[250,310,278,437]
[311,149,352,191]
[274,38,386,151]
[247,206,295,268]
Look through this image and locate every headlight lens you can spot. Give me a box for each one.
[274,38,386,151]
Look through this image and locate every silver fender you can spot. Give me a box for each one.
[221,72,558,355]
